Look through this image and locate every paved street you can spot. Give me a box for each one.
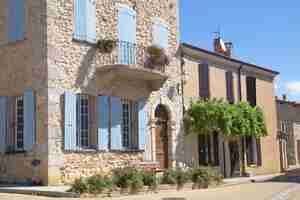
[0,170,300,200]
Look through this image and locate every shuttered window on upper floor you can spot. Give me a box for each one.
[73,0,96,43]
[198,63,210,100]
[8,0,25,42]
[246,76,257,107]
[226,71,234,104]
[153,20,169,49]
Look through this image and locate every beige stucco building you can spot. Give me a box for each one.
[277,96,300,171]
[0,0,184,185]
[180,38,281,178]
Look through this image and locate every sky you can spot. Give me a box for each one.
[180,0,300,101]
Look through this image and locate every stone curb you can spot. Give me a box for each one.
[0,188,79,198]
[0,174,283,198]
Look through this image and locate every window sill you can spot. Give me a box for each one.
[72,38,96,46]
[63,149,144,154]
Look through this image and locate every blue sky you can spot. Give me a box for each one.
[180,0,300,101]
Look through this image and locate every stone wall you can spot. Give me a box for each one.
[47,0,182,185]
[0,0,48,184]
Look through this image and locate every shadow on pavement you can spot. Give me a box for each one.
[264,168,300,184]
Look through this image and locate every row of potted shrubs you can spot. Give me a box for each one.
[69,166,223,195]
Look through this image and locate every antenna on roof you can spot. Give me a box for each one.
[213,26,221,39]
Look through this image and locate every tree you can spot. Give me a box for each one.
[184,99,267,138]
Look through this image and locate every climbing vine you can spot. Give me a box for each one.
[184,99,267,138]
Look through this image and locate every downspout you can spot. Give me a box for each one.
[238,65,246,176]
[180,50,185,116]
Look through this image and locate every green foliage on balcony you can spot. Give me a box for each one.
[184,99,267,138]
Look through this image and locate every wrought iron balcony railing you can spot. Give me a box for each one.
[96,40,169,73]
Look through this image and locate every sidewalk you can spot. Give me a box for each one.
[0,173,282,198]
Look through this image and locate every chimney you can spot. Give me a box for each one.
[224,42,233,57]
[213,33,232,57]
[282,94,287,101]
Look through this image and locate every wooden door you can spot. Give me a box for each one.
[155,120,168,169]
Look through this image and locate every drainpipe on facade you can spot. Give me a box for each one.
[180,50,185,116]
[238,65,246,176]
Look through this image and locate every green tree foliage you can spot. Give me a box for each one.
[184,99,267,138]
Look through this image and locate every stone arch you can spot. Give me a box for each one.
[150,96,177,168]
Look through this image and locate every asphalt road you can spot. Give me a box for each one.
[1,169,300,200]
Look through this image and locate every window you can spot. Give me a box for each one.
[121,99,138,149]
[73,0,96,43]
[199,63,210,100]
[16,96,24,150]
[8,0,25,42]
[246,76,257,107]
[153,20,169,49]
[122,99,131,148]
[226,71,234,104]
[77,95,89,148]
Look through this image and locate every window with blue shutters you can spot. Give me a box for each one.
[77,95,89,148]
[97,96,109,151]
[111,96,122,150]
[0,97,7,153]
[73,0,96,43]
[153,20,169,49]
[8,0,25,42]
[24,89,36,151]
[64,92,77,151]
[118,5,137,64]
[138,99,148,150]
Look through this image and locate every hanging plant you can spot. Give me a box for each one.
[96,39,116,54]
[145,45,170,69]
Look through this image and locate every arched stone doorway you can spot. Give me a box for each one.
[155,104,169,169]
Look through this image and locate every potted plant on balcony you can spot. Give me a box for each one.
[96,39,116,54]
[145,45,170,70]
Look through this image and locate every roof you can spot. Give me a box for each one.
[277,99,300,107]
[181,43,280,75]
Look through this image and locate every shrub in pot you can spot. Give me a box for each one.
[146,45,170,69]
[141,171,158,191]
[68,178,88,194]
[161,168,190,190]
[190,167,210,189]
[112,167,144,194]
[86,175,113,195]
[96,39,116,54]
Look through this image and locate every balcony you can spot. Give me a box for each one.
[95,40,169,93]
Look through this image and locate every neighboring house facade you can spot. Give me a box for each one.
[180,37,281,178]
[0,0,183,185]
[276,96,300,171]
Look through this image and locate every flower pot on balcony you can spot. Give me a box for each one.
[97,39,116,54]
[145,45,170,70]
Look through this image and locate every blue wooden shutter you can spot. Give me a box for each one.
[8,0,25,42]
[138,99,148,150]
[0,97,7,153]
[23,89,35,151]
[64,92,77,151]
[86,0,96,43]
[153,22,169,49]
[111,96,122,150]
[74,0,87,41]
[118,6,136,64]
[97,96,109,150]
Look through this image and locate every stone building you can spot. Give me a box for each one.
[276,96,300,171]
[0,0,183,185]
[180,36,281,178]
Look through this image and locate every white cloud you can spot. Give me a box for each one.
[285,81,300,95]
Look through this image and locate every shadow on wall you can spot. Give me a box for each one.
[162,198,186,200]
[75,44,97,93]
